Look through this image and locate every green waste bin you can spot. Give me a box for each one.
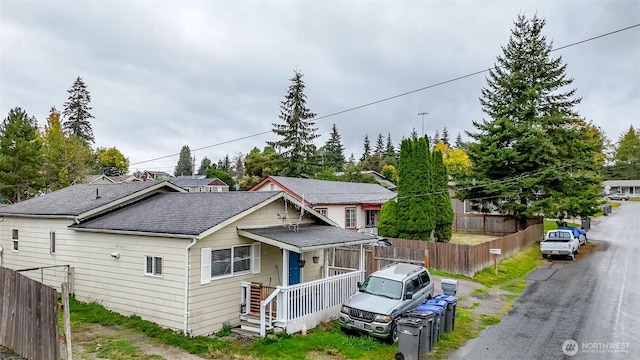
[581,216,590,231]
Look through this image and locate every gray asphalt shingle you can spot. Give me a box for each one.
[0,182,159,217]
[268,176,396,204]
[70,191,281,236]
[240,223,378,250]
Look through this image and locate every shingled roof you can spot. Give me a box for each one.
[0,182,164,217]
[258,176,397,205]
[70,191,282,236]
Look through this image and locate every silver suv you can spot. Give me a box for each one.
[339,262,434,343]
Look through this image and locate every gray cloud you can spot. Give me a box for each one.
[1,1,638,173]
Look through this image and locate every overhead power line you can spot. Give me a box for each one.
[130,23,640,167]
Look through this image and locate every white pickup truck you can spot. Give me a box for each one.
[540,229,580,260]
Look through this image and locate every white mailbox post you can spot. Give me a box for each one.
[490,249,501,274]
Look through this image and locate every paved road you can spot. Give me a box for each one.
[450,202,640,360]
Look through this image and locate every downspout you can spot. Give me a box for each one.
[184,237,198,335]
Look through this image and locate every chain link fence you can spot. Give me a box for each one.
[16,265,71,293]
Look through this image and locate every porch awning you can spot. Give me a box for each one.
[237,224,379,253]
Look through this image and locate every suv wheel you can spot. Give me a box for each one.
[386,321,398,344]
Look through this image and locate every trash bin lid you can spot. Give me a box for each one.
[441,279,459,286]
[407,309,434,318]
[397,317,423,327]
[424,299,448,307]
[415,304,444,314]
[434,294,458,303]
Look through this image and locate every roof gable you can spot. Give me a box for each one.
[70,191,284,237]
[0,182,184,218]
[251,176,396,205]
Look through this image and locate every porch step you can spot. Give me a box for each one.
[232,326,261,338]
[238,315,273,335]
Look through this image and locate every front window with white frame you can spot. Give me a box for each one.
[201,243,260,284]
[11,229,18,252]
[145,256,163,277]
[345,207,356,229]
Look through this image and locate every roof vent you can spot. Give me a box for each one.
[95,188,101,200]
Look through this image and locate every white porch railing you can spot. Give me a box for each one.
[257,269,364,336]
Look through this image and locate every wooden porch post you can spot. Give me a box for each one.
[282,249,289,287]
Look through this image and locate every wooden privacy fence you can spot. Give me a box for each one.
[335,223,544,277]
[0,266,60,360]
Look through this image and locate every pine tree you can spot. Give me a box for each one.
[62,76,95,144]
[174,146,193,176]
[324,124,346,170]
[441,127,450,147]
[375,133,385,155]
[454,133,464,149]
[267,69,319,178]
[217,154,231,172]
[385,132,396,158]
[409,128,419,140]
[608,126,640,179]
[432,130,440,146]
[0,107,43,202]
[465,14,599,225]
[360,134,371,161]
[198,157,213,175]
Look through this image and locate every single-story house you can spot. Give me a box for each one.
[603,180,640,198]
[171,176,230,192]
[0,182,378,336]
[249,176,398,234]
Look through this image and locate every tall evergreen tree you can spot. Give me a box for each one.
[409,128,419,140]
[0,107,43,202]
[198,157,213,175]
[396,136,435,240]
[360,134,371,161]
[432,130,440,146]
[607,126,640,179]
[62,76,95,144]
[454,133,464,149]
[267,69,320,178]
[324,124,346,170]
[174,145,193,176]
[385,132,396,158]
[465,14,600,226]
[432,150,454,241]
[217,154,231,172]
[374,133,385,155]
[441,127,450,147]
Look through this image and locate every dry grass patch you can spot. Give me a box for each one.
[449,232,499,245]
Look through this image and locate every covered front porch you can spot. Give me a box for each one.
[237,224,380,336]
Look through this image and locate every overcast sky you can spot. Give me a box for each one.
[1,1,639,174]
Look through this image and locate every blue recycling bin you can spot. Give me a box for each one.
[406,309,435,354]
[416,303,445,344]
[423,299,447,338]
[434,295,458,332]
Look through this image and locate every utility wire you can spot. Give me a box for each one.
[126,23,639,166]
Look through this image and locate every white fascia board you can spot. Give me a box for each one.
[236,228,300,253]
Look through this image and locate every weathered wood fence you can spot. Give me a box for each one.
[335,223,544,277]
[0,266,60,360]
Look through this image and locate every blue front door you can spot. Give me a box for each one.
[288,252,301,285]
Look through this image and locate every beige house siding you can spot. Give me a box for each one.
[0,216,188,333]
[186,201,326,336]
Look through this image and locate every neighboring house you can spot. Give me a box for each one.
[84,174,116,184]
[139,170,173,181]
[109,174,143,183]
[249,176,397,234]
[171,176,229,192]
[603,180,640,198]
[362,170,397,191]
[0,182,377,337]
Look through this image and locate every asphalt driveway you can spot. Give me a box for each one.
[450,202,640,359]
